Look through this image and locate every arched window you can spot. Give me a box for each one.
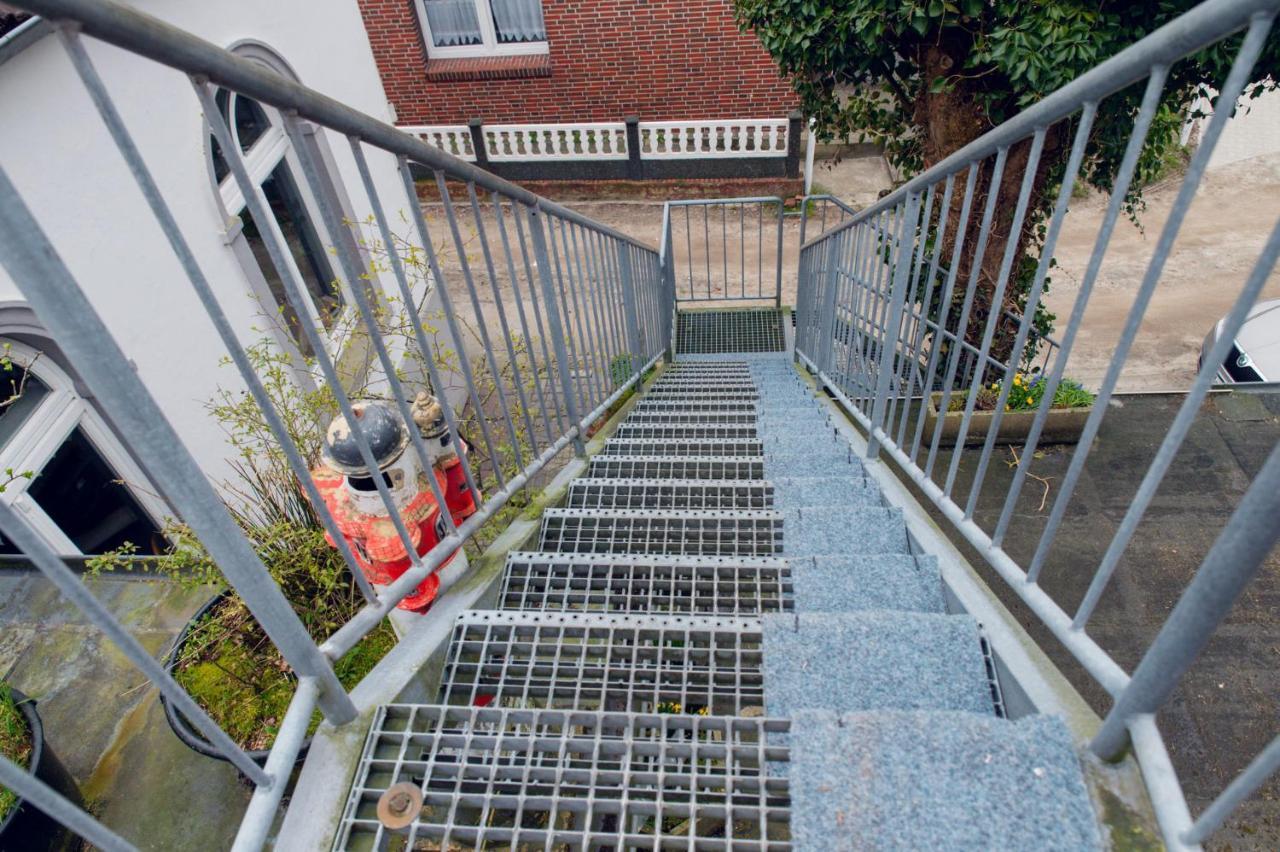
[0,340,164,556]
[206,45,352,359]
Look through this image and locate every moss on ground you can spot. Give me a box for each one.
[173,597,395,751]
[0,683,32,820]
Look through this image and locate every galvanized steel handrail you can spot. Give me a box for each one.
[0,1,671,849]
[793,0,1280,848]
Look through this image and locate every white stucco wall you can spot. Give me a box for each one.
[0,1,412,489]
[1183,86,1280,169]
[1210,87,1280,168]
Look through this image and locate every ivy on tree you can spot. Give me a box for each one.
[737,0,1280,361]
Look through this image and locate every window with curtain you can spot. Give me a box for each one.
[418,0,547,57]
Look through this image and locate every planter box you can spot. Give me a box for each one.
[923,391,1092,448]
[1,687,81,851]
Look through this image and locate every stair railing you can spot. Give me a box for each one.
[0,1,670,849]
[663,196,786,306]
[793,1,1279,848]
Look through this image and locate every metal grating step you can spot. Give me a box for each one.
[587,455,765,480]
[647,388,760,400]
[539,509,783,556]
[336,705,791,850]
[634,400,759,414]
[626,411,759,426]
[603,439,764,457]
[661,374,754,384]
[665,360,752,368]
[566,478,774,510]
[652,377,759,388]
[499,553,793,615]
[438,611,766,716]
[676,308,786,354]
[614,424,759,442]
[656,369,756,379]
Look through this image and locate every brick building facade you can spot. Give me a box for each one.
[356,0,796,125]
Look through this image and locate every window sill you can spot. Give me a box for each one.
[425,54,552,82]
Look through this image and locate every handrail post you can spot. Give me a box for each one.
[528,204,587,457]
[774,197,785,307]
[818,230,843,377]
[1091,443,1280,760]
[617,242,645,378]
[658,203,675,360]
[867,191,921,460]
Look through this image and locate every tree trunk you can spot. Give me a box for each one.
[911,42,1059,371]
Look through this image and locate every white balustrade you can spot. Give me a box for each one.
[483,123,628,161]
[398,119,793,163]
[400,125,476,161]
[638,119,790,159]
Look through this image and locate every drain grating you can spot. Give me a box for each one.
[587,455,765,480]
[566,478,774,510]
[438,611,765,715]
[539,509,783,556]
[677,309,786,354]
[499,553,793,615]
[335,705,791,851]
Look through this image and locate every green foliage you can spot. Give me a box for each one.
[737,0,1280,352]
[948,371,1095,412]
[736,0,1278,183]
[85,339,402,750]
[0,683,31,820]
[609,353,635,389]
[176,599,394,750]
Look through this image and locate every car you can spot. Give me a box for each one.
[1201,298,1280,383]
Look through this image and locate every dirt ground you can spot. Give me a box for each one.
[434,150,1280,394]
[1046,151,1280,391]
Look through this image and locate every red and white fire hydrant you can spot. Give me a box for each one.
[309,394,479,612]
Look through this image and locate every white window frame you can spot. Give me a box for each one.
[213,89,356,359]
[0,341,167,557]
[414,0,549,59]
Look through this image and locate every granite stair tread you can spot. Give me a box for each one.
[763,610,994,715]
[788,709,1103,851]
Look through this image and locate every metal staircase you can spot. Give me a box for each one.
[1,3,1276,849]
[334,351,1102,850]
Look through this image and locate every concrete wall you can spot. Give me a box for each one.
[1184,86,1280,169]
[1211,87,1280,168]
[0,1,409,486]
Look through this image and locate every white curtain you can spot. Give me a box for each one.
[424,0,482,46]
[490,0,545,43]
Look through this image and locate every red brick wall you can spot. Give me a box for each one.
[357,0,797,124]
